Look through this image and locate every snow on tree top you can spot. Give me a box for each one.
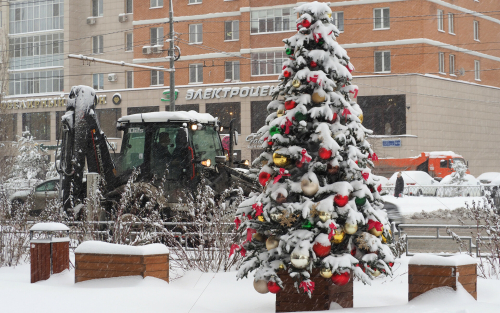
[409,254,476,266]
[295,1,332,17]
[118,110,217,124]
[75,241,169,255]
[30,222,70,232]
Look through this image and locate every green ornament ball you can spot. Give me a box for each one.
[270,125,281,136]
[318,39,325,45]
[286,48,293,55]
[355,197,367,206]
[301,219,314,230]
[294,112,307,122]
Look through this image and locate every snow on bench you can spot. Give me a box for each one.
[75,241,169,283]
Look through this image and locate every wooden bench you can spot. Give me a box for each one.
[74,242,169,283]
[408,254,477,301]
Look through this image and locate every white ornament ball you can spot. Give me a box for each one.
[253,280,269,294]
[301,178,319,196]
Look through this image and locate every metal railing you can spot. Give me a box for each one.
[382,185,483,197]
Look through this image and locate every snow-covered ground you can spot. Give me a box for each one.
[0,254,499,312]
[382,195,484,216]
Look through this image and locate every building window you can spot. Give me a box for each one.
[93,73,104,90]
[126,0,133,14]
[9,69,64,95]
[374,8,390,29]
[126,71,133,88]
[250,8,292,34]
[251,51,286,76]
[150,0,163,8]
[332,11,344,32]
[374,51,390,73]
[92,0,103,17]
[9,0,64,35]
[475,60,480,80]
[22,112,50,141]
[171,104,199,112]
[448,13,454,34]
[8,33,65,71]
[437,10,444,31]
[189,64,203,83]
[126,33,133,51]
[127,106,159,115]
[438,52,445,73]
[358,95,406,136]
[189,24,202,43]
[449,54,455,75]
[150,27,163,46]
[151,70,164,86]
[92,35,103,54]
[0,114,17,142]
[225,21,239,41]
[189,0,202,3]
[474,21,479,41]
[95,109,121,139]
[225,61,240,81]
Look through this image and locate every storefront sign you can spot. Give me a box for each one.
[382,139,402,147]
[246,132,264,149]
[0,95,106,110]
[161,89,179,102]
[186,85,278,101]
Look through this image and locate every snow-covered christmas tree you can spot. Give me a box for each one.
[235,2,396,296]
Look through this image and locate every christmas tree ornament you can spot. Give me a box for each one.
[258,171,271,186]
[294,111,306,122]
[358,114,364,123]
[327,164,340,175]
[311,91,326,104]
[279,211,297,227]
[292,79,301,88]
[331,272,350,286]
[275,193,287,204]
[252,233,267,242]
[283,70,291,78]
[273,153,291,167]
[301,178,319,196]
[318,211,331,222]
[266,235,279,250]
[362,172,369,181]
[261,159,268,166]
[313,242,331,257]
[372,269,381,277]
[382,234,387,243]
[318,147,333,160]
[301,219,313,230]
[267,281,281,294]
[377,184,382,193]
[258,216,265,222]
[331,228,346,244]
[320,268,333,278]
[389,262,394,267]
[355,197,366,206]
[286,48,293,55]
[344,223,358,235]
[290,252,310,269]
[301,19,311,28]
[331,112,338,123]
[327,13,332,18]
[279,263,285,270]
[334,194,349,207]
[284,100,296,110]
[276,109,285,117]
[368,220,384,237]
[253,280,270,294]
[270,212,283,222]
[270,125,281,136]
[310,60,318,67]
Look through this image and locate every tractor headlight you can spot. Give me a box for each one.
[191,124,198,131]
[201,159,211,167]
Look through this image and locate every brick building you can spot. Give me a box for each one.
[1,0,500,176]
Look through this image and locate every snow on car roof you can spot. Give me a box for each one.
[477,172,500,180]
[427,151,462,158]
[118,110,217,124]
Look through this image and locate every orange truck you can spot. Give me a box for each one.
[372,151,470,180]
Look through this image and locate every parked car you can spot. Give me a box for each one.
[387,171,438,196]
[437,173,481,197]
[9,178,60,213]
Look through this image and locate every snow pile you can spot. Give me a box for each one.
[382,195,483,216]
[75,241,169,255]
[409,253,477,266]
[30,223,69,232]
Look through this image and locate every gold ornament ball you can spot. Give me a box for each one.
[318,211,331,222]
[277,109,285,117]
[253,280,270,294]
[266,235,279,250]
[273,153,291,167]
[372,269,381,277]
[253,233,267,242]
[327,13,332,18]
[290,252,310,269]
[292,79,301,88]
[382,235,387,243]
[369,227,383,237]
[312,91,326,104]
[270,213,283,222]
[344,223,358,235]
[279,263,285,270]
[331,229,346,244]
[301,179,319,196]
[258,216,265,222]
[320,268,333,279]
[358,114,364,123]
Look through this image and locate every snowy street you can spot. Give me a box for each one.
[0,255,498,313]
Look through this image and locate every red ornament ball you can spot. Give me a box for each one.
[318,147,332,160]
[377,184,382,193]
[310,60,317,67]
[302,19,311,28]
[267,281,281,294]
[334,194,349,207]
[284,100,296,110]
[259,172,271,186]
[389,262,394,267]
[331,272,350,286]
[283,70,291,78]
[313,242,331,257]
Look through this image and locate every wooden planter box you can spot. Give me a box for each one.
[74,242,169,283]
[276,269,353,312]
[408,254,477,301]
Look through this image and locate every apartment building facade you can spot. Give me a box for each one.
[1,0,500,175]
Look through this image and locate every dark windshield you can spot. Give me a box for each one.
[191,127,224,164]
[120,126,146,173]
[151,125,188,179]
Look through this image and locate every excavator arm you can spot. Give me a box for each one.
[57,86,118,213]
